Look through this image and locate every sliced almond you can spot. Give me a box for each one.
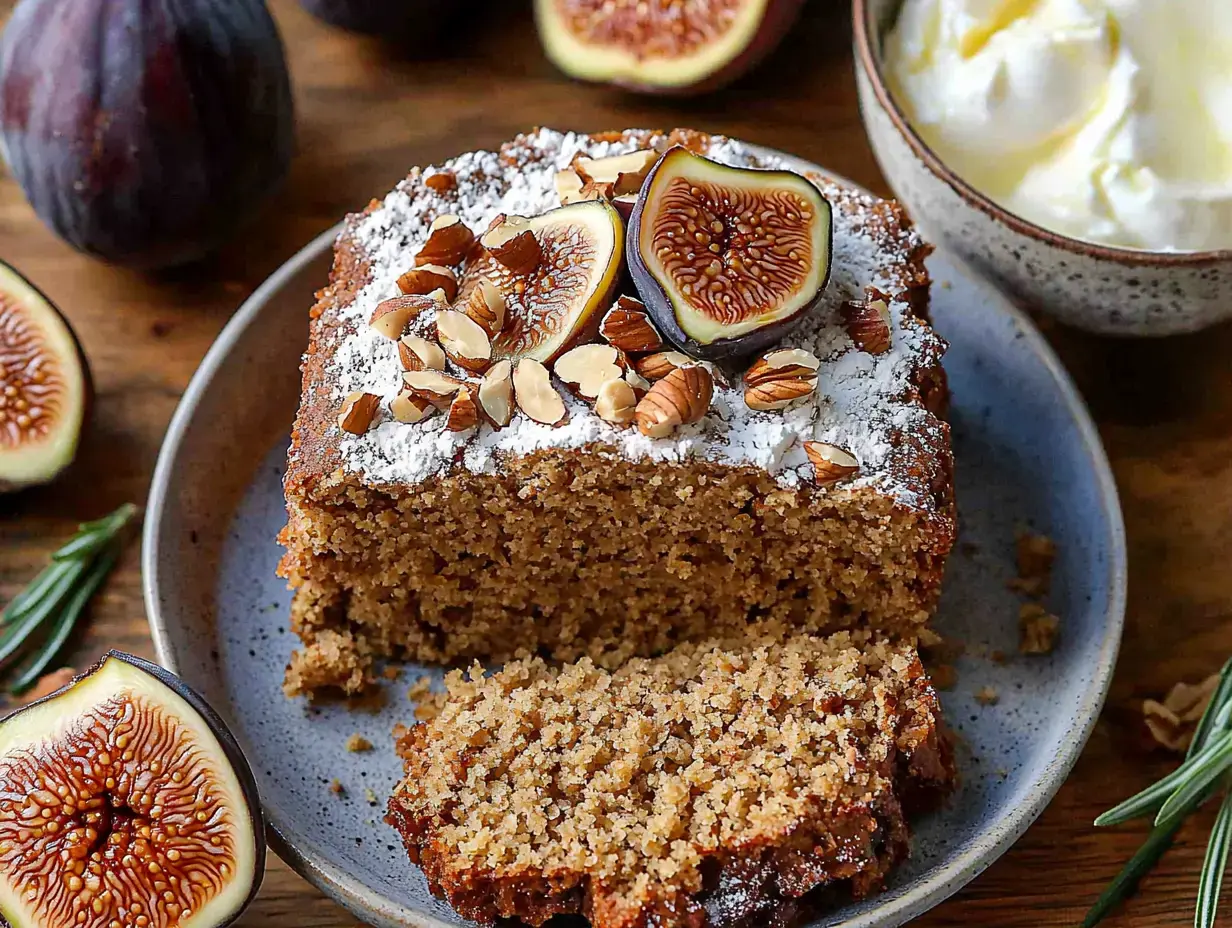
[635,366,713,438]
[369,291,443,341]
[625,367,652,399]
[804,441,860,487]
[572,150,659,196]
[403,369,464,398]
[600,296,663,355]
[390,391,436,423]
[435,310,492,373]
[478,360,514,428]
[555,168,587,205]
[397,264,458,301]
[480,215,541,276]
[743,348,821,385]
[594,377,637,426]
[463,278,507,338]
[445,384,479,432]
[397,335,447,372]
[414,214,475,267]
[634,350,693,382]
[338,391,379,435]
[513,358,566,426]
[554,343,624,401]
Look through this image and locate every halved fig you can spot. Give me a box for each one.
[0,261,89,493]
[628,147,832,361]
[458,200,624,363]
[535,0,806,93]
[0,651,263,928]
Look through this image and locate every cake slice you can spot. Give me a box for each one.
[278,128,954,695]
[386,626,952,928]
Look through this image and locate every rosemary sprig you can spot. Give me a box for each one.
[1085,656,1232,928]
[1,503,137,696]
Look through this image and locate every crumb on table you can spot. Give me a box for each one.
[1018,603,1060,655]
[346,734,373,753]
[1011,530,1056,596]
[975,685,1000,706]
[1143,672,1220,753]
[329,779,344,796]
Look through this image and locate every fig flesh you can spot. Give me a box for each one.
[0,651,263,928]
[459,200,625,363]
[628,146,832,361]
[0,0,294,269]
[0,261,89,493]
[535,0,806,93]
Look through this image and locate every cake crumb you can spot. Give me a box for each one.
[407,675,433,701]
[364,787,380,807]
[1143,673,1220,753]
[975,685,1000,706]
[346,734,373,753]
[1011,530,1055,596]
[382,665,402,681]
[329,779,344,796]
[931,663,958,690]
[1018,603,1060,655]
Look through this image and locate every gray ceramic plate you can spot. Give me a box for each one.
[144,153,1126,928]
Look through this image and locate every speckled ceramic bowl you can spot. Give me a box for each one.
[854,0,1232,337]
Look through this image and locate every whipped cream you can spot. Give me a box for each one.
[885,0,1232,252]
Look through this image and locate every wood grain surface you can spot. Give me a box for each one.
[1,2,1230,925]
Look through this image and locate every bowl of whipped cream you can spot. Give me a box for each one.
[854,0,1232,335]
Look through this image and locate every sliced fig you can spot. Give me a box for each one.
[0,651,263,928]
[0,261,89,493]
[458,200,624,363]
[628,146,832,361]
[535,0,806,93]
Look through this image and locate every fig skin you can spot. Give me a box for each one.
[0,650,265,928]
[627,147,833,362]
[299,0,454,36]
[0,0,294,270]
[535,0,807,94]
[0,260,92,494]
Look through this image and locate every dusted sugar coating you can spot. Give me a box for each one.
[279,128,954,694]
[387,626,952,928]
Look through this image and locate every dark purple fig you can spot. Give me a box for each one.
[535,0,807,94]
[0,260,90,493]
[627,146,833,362]
[0,0,294,270]
[299,0,453,35]
[0,651,265,928]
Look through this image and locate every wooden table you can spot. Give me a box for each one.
[2,2,1230,925]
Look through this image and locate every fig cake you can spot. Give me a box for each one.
[387,624,953,928]
[277,127,954,696]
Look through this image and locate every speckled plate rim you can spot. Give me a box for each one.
[144,145,1127,928]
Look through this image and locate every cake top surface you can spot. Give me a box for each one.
[389,626,944,927]
[291,128,947,508]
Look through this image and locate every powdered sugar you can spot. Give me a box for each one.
[326,128,942,505]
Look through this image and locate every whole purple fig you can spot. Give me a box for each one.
[0,0,294,270]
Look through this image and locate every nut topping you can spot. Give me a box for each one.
[635,365,713,438]
[398,335,447,372]
[841,291,892,355]
[397,264,459,301]
[553,343,624,400]
[594,377,637,426]
[464,278,507,337]
[338,391,379,434]
[422,170,456,194]
[445,384,479,432]
[743,347,820,411]
[369,290,444,341]
[804,441,859,487]
[625,366,652,398]
[480,215,542,276]
[435,309,492,373]
[554,168,587,205]
[600,296,663,355]
[478,360,514,428]
[634,350,693,381]
[390,391,436,423]
[512,358,566,426]
[572,150,659,196]
[403,369,464,398]
[414,214,475,267]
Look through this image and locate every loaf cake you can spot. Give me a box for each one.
[277,127,954,696]
[386,625,952,928]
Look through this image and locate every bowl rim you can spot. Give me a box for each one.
[142,146,1128,928]
[852,0,1232,268]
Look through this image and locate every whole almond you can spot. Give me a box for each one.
[398,335,447,372]
[513,358,566,426]
[480,215,541,276]
[414,214,475,267]
[397,263,458,301]
[403,369,464,398]
[390,391,436,424]
[478,360,514,428]
[635,366,713,439]
[634,350,692,382]
[804,441,860,487]
[464,278,507,337]
[554,343,624,400]
[445,384,479,432]
[841,296,892,355]
[743,347,820,411]
[338,392,379,435]
[595,378,637,426]
[435,310,492,373]
[600,296,663,354]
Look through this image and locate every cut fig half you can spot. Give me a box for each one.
[0,651,264,928]
[535,0,806,93]
[458,200,625,363]
[0,261,89,493]
[628,146,832,361]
